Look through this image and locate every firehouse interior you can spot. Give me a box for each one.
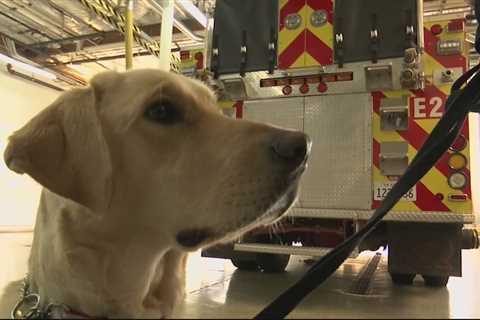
[1,0,480,318]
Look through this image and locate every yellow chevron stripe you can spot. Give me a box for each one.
[304,4,332,67]
[305,19,333,50]
[278,5,307,61]
[304,51,317,67]
[415,119,437,133]
[292,52,307,69]
[382,90,411,98]
[305,25,333,67]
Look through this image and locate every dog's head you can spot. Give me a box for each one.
[4,69,310,250]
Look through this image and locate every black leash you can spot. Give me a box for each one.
[255,63,480,320]
[254,13,480,319]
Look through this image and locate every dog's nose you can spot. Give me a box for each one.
[271,131,311,167]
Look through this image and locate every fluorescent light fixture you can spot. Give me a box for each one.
[0,53,57,80]
[67,63,90,76]
[176,0,207,28]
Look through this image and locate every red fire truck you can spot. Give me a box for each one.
[181,0,480,287]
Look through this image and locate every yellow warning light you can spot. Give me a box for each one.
[448,153,467,171]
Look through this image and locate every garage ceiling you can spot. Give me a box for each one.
[0,0,476,88]
[0,0,213,86]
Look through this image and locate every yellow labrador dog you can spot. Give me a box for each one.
[4,69,310,318]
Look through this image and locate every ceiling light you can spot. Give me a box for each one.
[175,0,207,28]
[0,53,56,80]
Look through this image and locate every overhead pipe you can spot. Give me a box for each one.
[158,0,174,70]
[146,0,204,43]
[125,0,134,70]
[76,0,180,72]
[175,0,208,28]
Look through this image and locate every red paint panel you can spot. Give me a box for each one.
[234,101,244,119]
[372,138,380,168]
[424,26,467,71]
[371,138,381,209]
[306,0,333,23]
[371,91,384,114]
[279,0,306,31]
[305,29,333,65]
[279,31,306,69]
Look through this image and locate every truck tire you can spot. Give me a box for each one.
[390,273,416,285]
[422,275,449,287]
[230,257,259,271]
[256,253,290,273]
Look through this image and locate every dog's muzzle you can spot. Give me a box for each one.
[176,228,215,248]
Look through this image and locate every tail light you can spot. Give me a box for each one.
[448,153,467,171]
[448,172,467,190]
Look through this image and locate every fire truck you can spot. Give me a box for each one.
[181,0,480,286]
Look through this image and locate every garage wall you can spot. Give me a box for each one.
[469,114,480,223]
[0,71,60,227]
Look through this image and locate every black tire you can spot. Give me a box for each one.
[256,253,290,273]
[390,273,416,285]
[422,275,449,287]
[230,257,259,271]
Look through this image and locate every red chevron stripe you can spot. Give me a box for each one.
[372,139,381,209]
[414,181,450,211]
[306,0,333,23]
[424,26,467,71]
[280,0,306,31]
[372,138,380,168]
[305,29,333,65]
[372,91,384,114]
[279,31,306,69]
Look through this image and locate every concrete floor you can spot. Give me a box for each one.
[1,232,479,319]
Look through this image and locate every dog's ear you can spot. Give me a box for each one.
[3,72,118,211]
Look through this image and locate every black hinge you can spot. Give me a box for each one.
[335,17,345,68]
[370,13,379,63]
[211,34,220,79]
[268,27,276,74]
[240,30,248,77]
[404,9,416,49]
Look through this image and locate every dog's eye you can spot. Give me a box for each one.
[144,101,181,124]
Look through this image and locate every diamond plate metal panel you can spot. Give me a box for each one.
[301,94,372,209]
[243,97,304,207]
[288,208,476,224]
[243,98,304,131]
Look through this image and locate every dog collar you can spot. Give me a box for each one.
[11,275,91,319]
